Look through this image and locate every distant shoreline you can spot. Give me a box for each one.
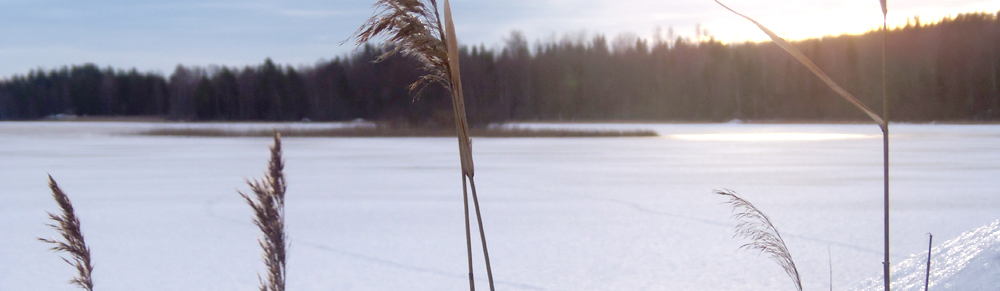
[20,115,1000,125]
[135,126,658,138]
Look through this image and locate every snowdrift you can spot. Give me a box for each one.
[851,220,1000,291]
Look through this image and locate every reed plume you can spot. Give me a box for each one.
[240,133,287,291]
[349,0,473,176]
[349,0,450,98]
[351,1,494,290]
[38,175,95,291]
[715,189,802,291]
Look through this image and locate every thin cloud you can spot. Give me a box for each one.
[2,0,997,77]
[278,9,349,18]
[193,2,273,11]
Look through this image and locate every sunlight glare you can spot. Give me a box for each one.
[670,133,875,141]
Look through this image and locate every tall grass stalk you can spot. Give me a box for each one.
[924,233,932,291]
[38,175,95,291]
[828,246,833,291]
[881,2,891,290]
[350,1,494,290]
[715,189,802,291]
[714,1,892,289]
[239,133,287,291]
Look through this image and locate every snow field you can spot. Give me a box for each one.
[2,122,998,291]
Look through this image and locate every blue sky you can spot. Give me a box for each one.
[1,0,997,77]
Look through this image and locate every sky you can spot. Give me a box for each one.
[1,0,998,78]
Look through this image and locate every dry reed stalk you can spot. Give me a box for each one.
[715,189,802,291]
[351,1,494,290]
[880,3,891,291]
[239,133,287,291]
[712,0,884,127]
[442,0,475,178]
[348,0,474,176]
[441,2,496,289]
[828,245,833,291]
[713,1,892,289]
[924,233,932,291]
[38,175,95,291]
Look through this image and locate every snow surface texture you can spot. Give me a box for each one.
[2,122,999,291]
[851,220,1000,291]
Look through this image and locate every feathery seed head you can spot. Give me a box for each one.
[350,0,451,97]
[240,133,287,291]
[715,189,802,291]
[39,175,95,291]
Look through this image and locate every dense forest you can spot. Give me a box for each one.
[1,12,998,124]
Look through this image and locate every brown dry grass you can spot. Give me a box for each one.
[715,189,802,291]
[350,1,491,289]
[239,133,287,291]
[38,175,95,291]
[349,0,450,97]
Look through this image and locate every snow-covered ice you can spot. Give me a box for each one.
[851,219,1000,291]
[2,122,999,291]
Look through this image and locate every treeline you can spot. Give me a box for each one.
[0,49,448,124]
[2,11,999,124]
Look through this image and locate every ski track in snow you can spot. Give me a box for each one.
[850,220,1000,291]
[203,192,550,291]
[494,178,883,255]
[585,193,882,255]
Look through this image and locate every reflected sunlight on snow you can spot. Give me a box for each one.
[670,132,877,141]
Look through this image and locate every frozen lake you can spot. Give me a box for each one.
[2,121,999,291]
